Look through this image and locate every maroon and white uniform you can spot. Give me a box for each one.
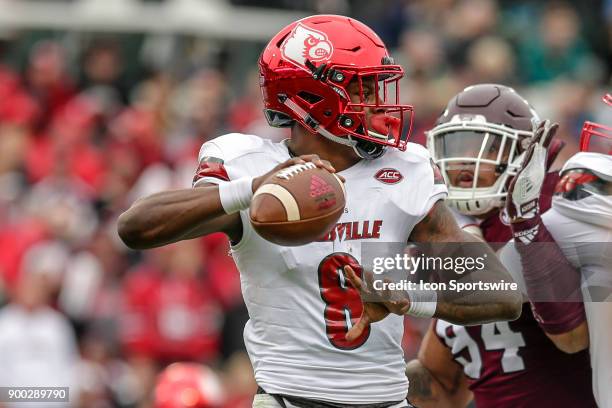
[435,172,597,408]
[501,152,612,407]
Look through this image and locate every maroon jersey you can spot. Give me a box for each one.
[434,304,595,408]
[434,172,596,408]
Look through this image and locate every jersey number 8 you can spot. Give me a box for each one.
[318,253,370,350]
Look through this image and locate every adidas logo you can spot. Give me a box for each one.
[310,175,333,197]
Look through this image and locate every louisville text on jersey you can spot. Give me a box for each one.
[317,220,383,242]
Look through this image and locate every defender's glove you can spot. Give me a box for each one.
[506,120,558,223]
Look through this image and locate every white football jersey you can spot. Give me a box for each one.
[193,133,447,404]
[499,152,612,408]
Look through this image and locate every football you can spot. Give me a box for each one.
[249,162,346,246]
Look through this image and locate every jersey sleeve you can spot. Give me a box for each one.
[392,143,448,222]
[192,133,262,187]
[419,157,449,222]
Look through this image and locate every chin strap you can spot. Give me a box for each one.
[281,95,388,160]
[281,96,357,148]
[318,126,358,148]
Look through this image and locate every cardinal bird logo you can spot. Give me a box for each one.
[280,23,333,70]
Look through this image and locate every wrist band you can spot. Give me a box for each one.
[218,177,254,214]
[406,289,438,318]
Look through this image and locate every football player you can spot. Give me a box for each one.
[118,17,521,407]
[403,84,597,408]
[500,93,612,407]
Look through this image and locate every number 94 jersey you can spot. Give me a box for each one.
[434,306,595,408]
[193,133,447,404]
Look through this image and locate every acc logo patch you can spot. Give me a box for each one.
[374,168,403,184]
[280,23,333,70]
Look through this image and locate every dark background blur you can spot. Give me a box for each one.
[0,0,609,407]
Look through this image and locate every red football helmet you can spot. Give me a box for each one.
[580,94,611,155]
[155,363,224,408]
[259,15,414,159]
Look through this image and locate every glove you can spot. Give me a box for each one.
[506,120,559,223]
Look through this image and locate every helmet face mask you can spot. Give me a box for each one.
[428,116,529,215]
[426,84,537,216]
[339,68,413,151]
[579,94,612,155]
[259,15,414,158]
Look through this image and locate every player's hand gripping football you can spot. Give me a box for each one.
[251,154,344,192]
[505,120,559,223]
[343,265,411,342]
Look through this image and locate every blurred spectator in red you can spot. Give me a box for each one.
[0,219,48,295]
[0,89,44,293]
[24,40,76,130]
[109,74,175,171]
[0,64,20,100]
[0,88,38,209]
[120,239,223,364]
[25,95,107,190]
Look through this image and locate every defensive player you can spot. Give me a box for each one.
[403,84,596,408]
[501,93,612,407]
[118,17,520,407]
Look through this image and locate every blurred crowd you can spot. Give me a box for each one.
[0,0,609,407]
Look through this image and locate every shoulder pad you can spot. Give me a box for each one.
[198,133,266,163]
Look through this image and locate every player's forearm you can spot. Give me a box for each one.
[511,217,587,351]
[434,231,522,324]
[546,321,589,353]
[410,203,522,323]
[406,360,471,408]
[118,186,235,249]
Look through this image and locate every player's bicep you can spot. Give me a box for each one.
[410,201,468,243]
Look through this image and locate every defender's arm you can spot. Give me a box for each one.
[406,322,472,408]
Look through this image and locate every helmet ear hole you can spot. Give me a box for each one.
[353,137,386,160]
[297,91,324,105]
[264,109,294,128]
